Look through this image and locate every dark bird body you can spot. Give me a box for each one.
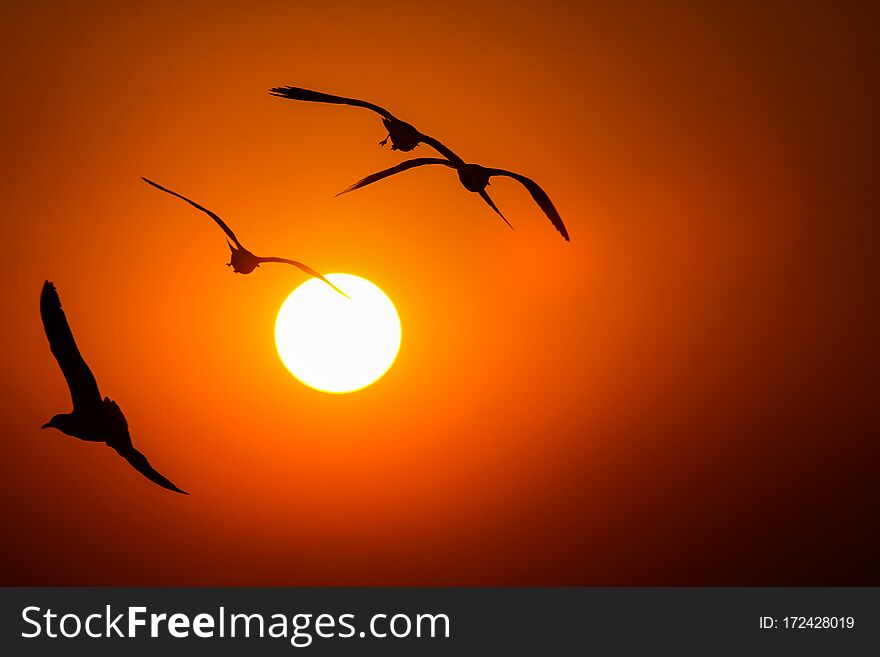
[39,281,188,494]
[339,158,570,242]
[142,178,348,297]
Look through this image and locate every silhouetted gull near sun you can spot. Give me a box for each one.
[142,178,348,297]
[339,159,570,241]
[269,85,568,240]
[39,281,188,494]
[269,85,463,160]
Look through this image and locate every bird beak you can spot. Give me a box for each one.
[41,421,52,429]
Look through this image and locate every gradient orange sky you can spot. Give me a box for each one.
[1,1,877,585]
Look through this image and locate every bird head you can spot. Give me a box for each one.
[41,414,66,431]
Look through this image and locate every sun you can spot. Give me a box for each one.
[274,273,401,393]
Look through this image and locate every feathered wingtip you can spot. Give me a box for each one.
[334,181,361,197]
[40,280,61,308]
[324,279,351,300]
[269,86,322,101]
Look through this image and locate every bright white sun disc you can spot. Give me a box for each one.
[275,274,401,393]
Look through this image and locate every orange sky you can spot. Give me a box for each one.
[0,1,877,585]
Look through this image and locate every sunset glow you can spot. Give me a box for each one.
[274,274,401,393]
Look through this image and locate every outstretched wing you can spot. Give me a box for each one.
[113,444,188,495]
[336,158,455,196]
[269,85,397,121]
[102,396,130,439]
[487,169,570,241]
[40,281,102,412]
[257,257,350,298]
[142,177,242,247]
[477,189,514,230]
[418,134,465,166]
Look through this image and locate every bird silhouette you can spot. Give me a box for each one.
[142,178,349,297]
[269,85,463,162]
[39,281,188,494]
[269,85,567,239]
[338,159,570,241]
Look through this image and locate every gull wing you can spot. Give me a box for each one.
[257,257,350,298]
[487,169,570,241]
[113,444,189,495]
[418,134,465,165]
[477,189,514,230]
[336,158,455,196]
[142,177,243,248]
[39,281,102,412]
[269,86,397,121]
